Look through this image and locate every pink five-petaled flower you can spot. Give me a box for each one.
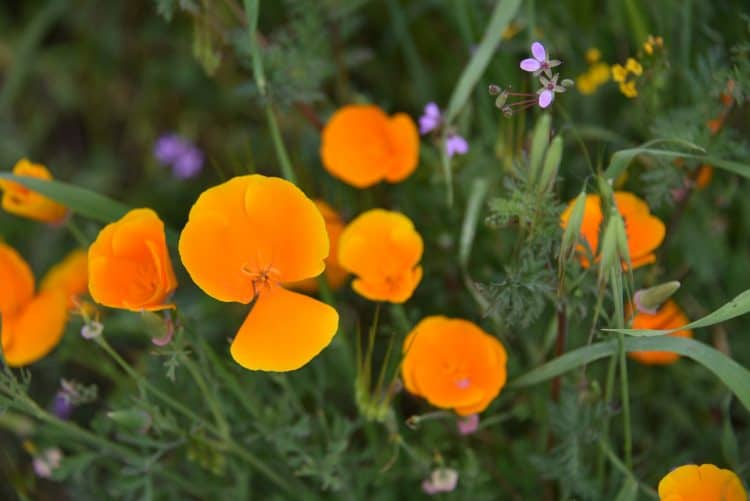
[537,73,566,108]
[445,134,469,157]
[520,41,561,78]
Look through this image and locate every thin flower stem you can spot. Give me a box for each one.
[599,440,659,499]
[390,303,411,334]
[264,103,297,184]
[181,352,231,441]
[93,336,207,427]
[66,217,89,247]
[611,269,632,469]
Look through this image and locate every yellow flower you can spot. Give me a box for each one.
[644,34,664,55]
[625,57,643,76]
[585,48,601,64]
[612,64,627,83]
[619,81,638,98]
[658,464,746,501]
[0,159,68,224]
[338,209,423,303]
[576,62,611,95]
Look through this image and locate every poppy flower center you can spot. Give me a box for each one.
[241,263,281,298]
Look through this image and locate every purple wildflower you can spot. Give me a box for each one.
[153,133,204,179]
[520,41,561,78]
[32,448,62,479]
[445,134,469,158]
[536,73,567,109]
[52,392,73,420]
[419,102,442,135]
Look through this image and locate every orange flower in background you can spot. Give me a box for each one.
[695,165,714,190]
[628,300,693,365]
[292,200,349,293]
[560,191,665,269]
[179,175,339,372]
[658,464,746,501]
[0,241,68,367]
[0,242,35,318]
[0,159,68,223]
[402,316,507,416]
[41,249,88,308]
[88,208,177,312]
[338,209,423,303]
[320,104,419,188]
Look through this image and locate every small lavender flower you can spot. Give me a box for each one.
[154,134,188,165]
[419,102,442,135]
[520,41,561,78]
[32,448,62,479]
[172,147,204,179]
[536,73,567,109]
[153,133,204,179]
[445,134,469,158]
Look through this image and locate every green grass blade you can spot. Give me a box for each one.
[509,336,750,413]
[0,173,129,222]
[605,288,750,337]
[443,0,522,124]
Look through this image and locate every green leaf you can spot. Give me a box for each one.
[0,173,129,222]
[509,336,750,413]
[603,140,750,180]
[458,178,489,270]
[528,114,551,185]
[605,288,750,337]
[443,0,522,124]
[613,475,639,501]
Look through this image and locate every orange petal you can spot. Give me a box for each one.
[320,105,390,188]
[88,208,177,311]
[629,301,693,365]
[180,176,328,303]
[623,213,665,266]
[40,249,88,307]
[0,159,68,223]
[658,464,747,501]
[338,209,423,303]
[2,291,68,367]
[402,316,507,414]
[0,242,35,317]
[383,113,419,183]
[230,286,338,371]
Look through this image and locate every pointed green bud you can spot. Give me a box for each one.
[538,135,563,193]
[495,90,509,109]
[634,281,681,314]
[597,175,614,203]
[560,190,587,265]
[597,209,621,285]
[561,79,575,88]
[107,409,151,434]
[612,209,631,269]
[529,114,551,185]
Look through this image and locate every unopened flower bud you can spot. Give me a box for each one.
[81,320,103,339]
[422,468,459,495]
[495,90,509,109]
[634,281,681,314]
[488,84,501,95]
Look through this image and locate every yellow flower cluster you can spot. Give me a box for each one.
[576,48,610,95]
[612,57,643,98]
[643,34,664,55]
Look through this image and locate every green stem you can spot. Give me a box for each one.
[94,336,208,427]
[390,303,411,334]
[66,217,90,247]
[182,352,231,441]
[264,103,297,183]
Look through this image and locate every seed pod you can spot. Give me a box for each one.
[560,190,587,265]
[538,135,563,193]
[529,114,551,185]
[634,281,681,314]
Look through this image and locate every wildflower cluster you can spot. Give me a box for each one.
[576,48,611,95]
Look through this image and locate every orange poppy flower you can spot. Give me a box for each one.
[0,159,68,223]
[560,191,665,269]
[320,104,419,188]
[178,175,339,371]
[0,241,68,366]
[292,200,349,293]
[41,249,88,308]
[88,208,177,312]
[0,241,35,318]
[2,290,68,367]
[338,209,423,303]
[658,464,747,501]
[401,316,507,416]
[628,300,693,365]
